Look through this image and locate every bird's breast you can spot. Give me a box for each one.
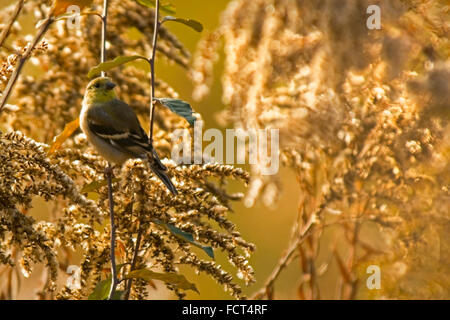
[80,101,130,164]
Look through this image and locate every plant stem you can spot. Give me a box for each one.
[100,0,109,77]
[0,0,25,48]
[0,17,53,113]
[148,0,160,144]
[105,164,119,300]
[124,224,144,300]
[124,0,161,299]
[98,0,117,300]
[249,198,333,300]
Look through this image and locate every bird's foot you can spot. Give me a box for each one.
[104,163,114,176]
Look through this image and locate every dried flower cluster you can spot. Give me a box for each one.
[191,0,449,299]
[0,0,254,299]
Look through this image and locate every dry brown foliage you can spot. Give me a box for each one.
[191,0,449,299]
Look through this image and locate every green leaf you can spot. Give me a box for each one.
[135,0,176,14]
[88,265,127,300]
[155,98,196,126]
[126,269,199,293]
[153,220,214,259]
[110,290,124,300]
[86,192,99,201]
[161,16,203,32]
[81,178,120,193]
[88,278,111,300]
[88,55,148,78]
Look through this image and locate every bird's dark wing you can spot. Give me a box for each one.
[87,100,151,157]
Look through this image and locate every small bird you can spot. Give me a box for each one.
[80,77,177,195]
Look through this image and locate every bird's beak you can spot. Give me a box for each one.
[106,81,116,90]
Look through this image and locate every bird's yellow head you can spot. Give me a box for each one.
[84,77,117,104]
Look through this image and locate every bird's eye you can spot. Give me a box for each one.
[94,83,101,88]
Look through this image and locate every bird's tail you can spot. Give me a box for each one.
[147,147,178,195]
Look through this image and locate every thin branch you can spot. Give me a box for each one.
[97,0,117,300]
[119,0,163,300]
[123,1,161,299]
[0,0,25,48]
[148,0,160,144]
[123,223,144,300]
[0,17,53,113]
[105,164,119,300]
[250,211,317,300]
[100,0,109,77]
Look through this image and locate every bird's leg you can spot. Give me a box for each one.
[105,163,119,299]
[105,163,114,176]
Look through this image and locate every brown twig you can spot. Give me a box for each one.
[96,0,118,300]
[0,0,24,49]
[105,164,118,300]
[100,0,109,77]
[148,0,160,144]
[123,222,144,300]
[123,0,162,299]
[250,211,317,300]
[0,17,53,113]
